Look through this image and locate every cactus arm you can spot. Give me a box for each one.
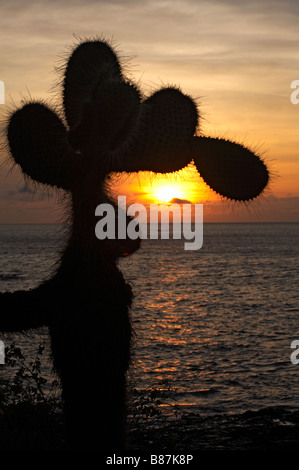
[63,40,141,158]
[191,136,269,201]
[62,40,123,130]
[112,87,198,174]
[7,103,76,190]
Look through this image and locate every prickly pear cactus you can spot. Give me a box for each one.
[0,38,269,450]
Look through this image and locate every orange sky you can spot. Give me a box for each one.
[0,0,298,223]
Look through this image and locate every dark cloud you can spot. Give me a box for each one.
[7,185,54,201]
[169,198,192,205]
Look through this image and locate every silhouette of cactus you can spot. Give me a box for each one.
[0,39,269,450]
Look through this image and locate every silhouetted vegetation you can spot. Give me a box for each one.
[0,37,269,450]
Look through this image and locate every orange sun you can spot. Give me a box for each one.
[109,162,218,206]
[155,185,183,203]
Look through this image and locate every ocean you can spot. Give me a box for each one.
[0,222,299,419]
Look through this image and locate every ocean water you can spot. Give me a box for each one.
[0,223,299,417]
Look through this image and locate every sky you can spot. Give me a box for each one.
[0,0,298,223]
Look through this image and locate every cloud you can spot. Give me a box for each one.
[6,184,54,202]
[169,198,192,205]
[0,0,298,222]
[1,0,298,106]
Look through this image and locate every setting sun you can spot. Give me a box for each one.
[155,185,183,203]
[109,163,219,210]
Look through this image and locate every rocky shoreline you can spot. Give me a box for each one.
[1,402,298,451]
[128,406,299,452]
